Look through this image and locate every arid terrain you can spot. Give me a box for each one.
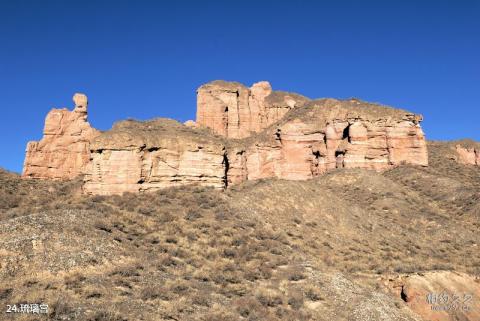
[1,140,479,321]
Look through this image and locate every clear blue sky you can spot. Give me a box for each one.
[1,0,479,173]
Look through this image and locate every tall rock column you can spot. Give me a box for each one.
[22,93,100,180]
[196,80,309,139]
[196,81,250,138]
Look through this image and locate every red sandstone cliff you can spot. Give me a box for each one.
[196,81,309,139]
[23,81,434,194]
[81,82,429,195]
[226,97,428,185]
[83,119,227,195]
[22,94,100,180]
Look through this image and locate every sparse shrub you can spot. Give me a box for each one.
[256,288,283,307]
[393,262,426,274]
[165,236,178,244]
[157,253,177,268]
[110,264,142,277]
[223,248,236,258]
[0,288,12,299]
[304,286,323,302]
[94,222,112,233]
[286,266,306,281]
[191,292,210,307]
[49,297,76,319]
[234,297,265,318]
[86,291,102,299]
[89,309,126,321]
[64,272,86,290]
[171,282,189,295]
[141,285,167,301]
[287,290,304,310]
[138,205,155,215]
[90,195,106,203]
[184,210,202,221]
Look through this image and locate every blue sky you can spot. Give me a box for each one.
[1,0,479,173]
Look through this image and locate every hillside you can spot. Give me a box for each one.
[1,142,479,321]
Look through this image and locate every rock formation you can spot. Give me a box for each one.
[226,98,428,184]
[22,94,100,180]
[386,271,480,321]
[455,144,479,166]
[196,80,309,139]
[23,81,433,194]
[83,119,227,195]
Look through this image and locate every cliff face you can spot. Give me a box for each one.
[23,82,431,194]
[227,98,428,183]
[22,94,100,180]
[83,119,227,195]
[196,80,309,139]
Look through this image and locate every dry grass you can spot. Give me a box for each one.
[0,142,478,320]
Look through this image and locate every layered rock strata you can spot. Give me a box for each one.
[22,94,100,180]
[23,82,431,195]
[84,95,428,195]
[83,119,227,195]
[196,80,309,139]
[226,98,428,184]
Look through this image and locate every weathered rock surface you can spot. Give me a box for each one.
[83,119,227,195]
[455,144,479,166]
[196,80,309,139]
[83,96,428,194]
[227,98,428,183]
[23,82,432,194]
[22,94,100,180]
[386,271,480,321]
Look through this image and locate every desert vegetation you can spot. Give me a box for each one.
[0,143,479,320]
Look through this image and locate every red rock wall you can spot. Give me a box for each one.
[22,94,100,180]
[227,115,428,183]
[22,83,432,195]
[196,81,309,139]
[82,119,227,195]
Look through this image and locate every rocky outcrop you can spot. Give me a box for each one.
[83,119,227,195]
[83,86,428,195]
[386,271,480,321]
[22,94,100,180]
[23,82,430,195]
[196,80,309,139]
[455,144,479,166]
[227,98,428,183]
